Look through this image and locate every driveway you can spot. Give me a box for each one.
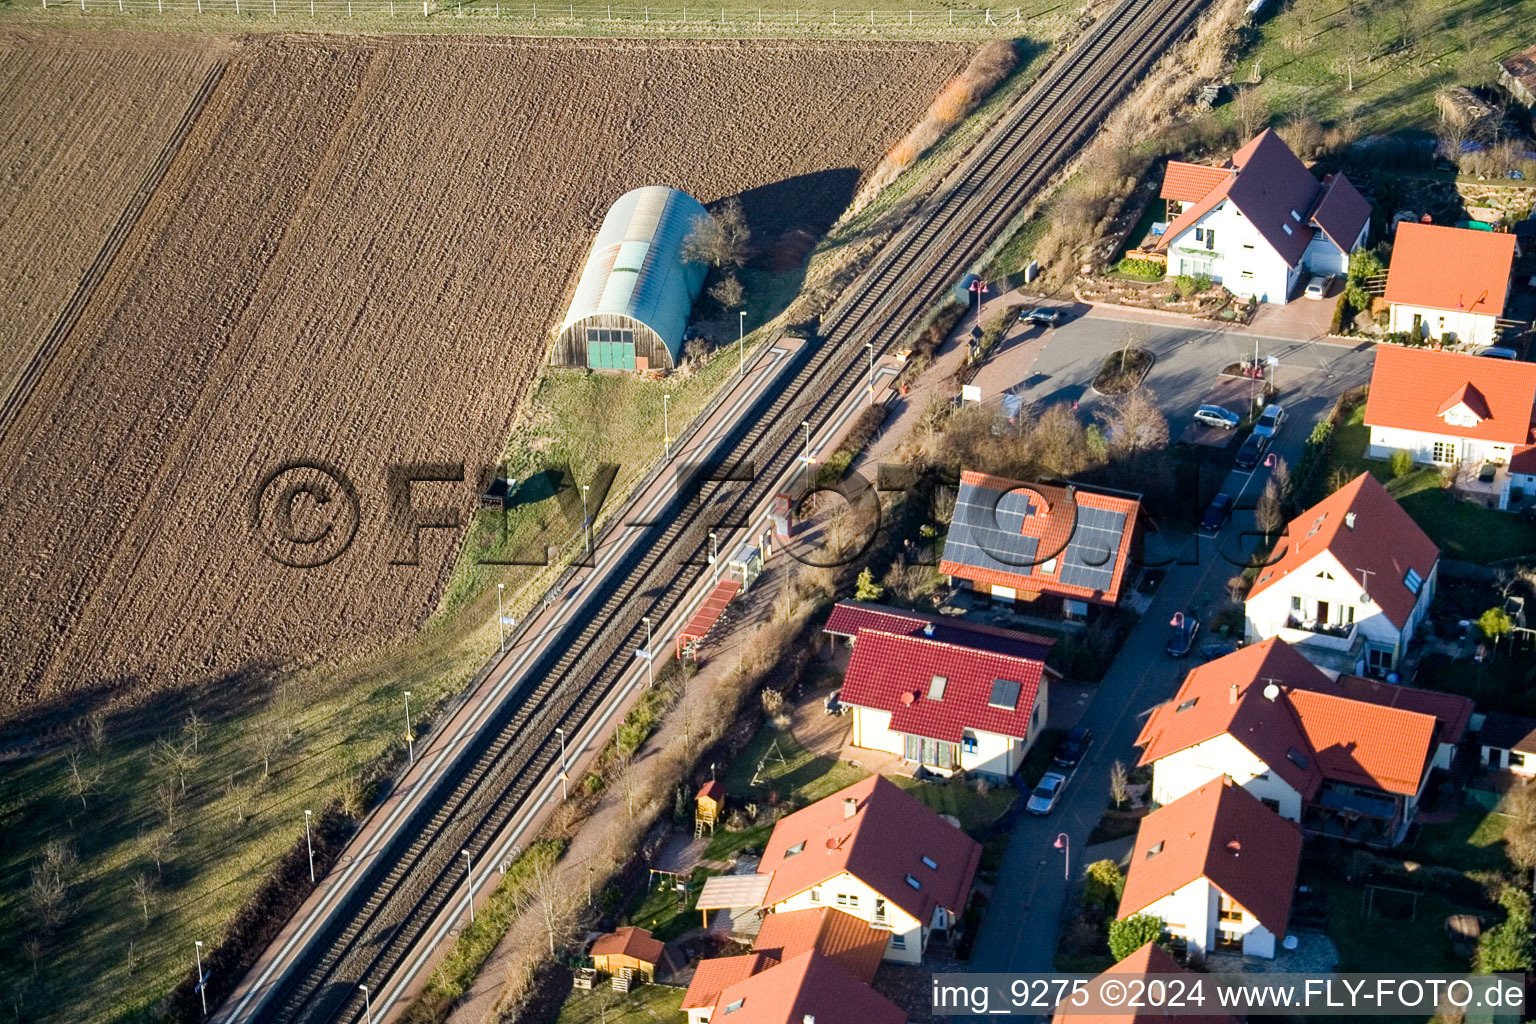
[968,328,1376,974]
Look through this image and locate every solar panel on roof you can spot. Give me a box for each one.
[1059,506,1126,590]
[949,482,1045,574]
[988,678,1022,710]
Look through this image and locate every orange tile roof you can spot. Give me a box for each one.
[1160,160,1232,203]
[751,908,888,984]
[941,470,1141,606]
[1248,472,1439,630]
[1118,778,1302,936]
[1383,222,1516,317]
[758,775,980,923]
[590,925,664,965]
[681,953,776,1010]
[1364,344,1536,446]
[709,951,905,1024]
[1332,674,1472,745]
[1135,639,1441,797]
[1052,943,1239,1024]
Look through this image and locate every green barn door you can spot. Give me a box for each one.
[586,330,636,370]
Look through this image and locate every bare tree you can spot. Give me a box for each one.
[153,736,195,797]
[65,745,102,811]
[1232,86,1267,138]
[144,828,175,876]
[254,719,283,779]
[1256,478,1286,537]
[85,709,108,755]
[516,846,578,959]
[131,872,155,924]
[682,197,751,269]
[1108,389,1170,456]
[155,778,183,831]
[28,841,77,928]
[183,708,207,755]
[1109,760,1130,809]
[226,774,255,826]
[709,273,746,310]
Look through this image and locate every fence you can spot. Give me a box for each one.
[27,0,1065,32]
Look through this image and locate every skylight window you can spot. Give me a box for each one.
[785,841,806,858]
[1290,209,1302,222]
[1146,841,1165,858]
[906,874,923,890]
[1282,223,1294,235]
[724,998,745,1014]
[1176,697,1199,712]
[1306,515,1326,538]
[1404,568,1424,595]
[988,678,1022,710]
[1287,747,1312,770]
[922,855,939,870]
[928,675,948,701]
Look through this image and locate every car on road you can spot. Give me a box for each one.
[1235,432,1269,470]
[1253,403,1286,438]
[1200,641,1240,661]
[1052,726,1094,770]
[1166,613,1201,657]
[1200,492,1234,533]
[1018,307,1064,327]
[1303,274,1334,300]
[1192,404,1240,430]
[1026,772,1068,815]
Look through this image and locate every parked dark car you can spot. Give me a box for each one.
[1235,432,1269,470]
[1200,641,1240,661]
[1200,492,1234,533]
[1053,726,1094,770]
[1166,613,1201,657]
[1018,307,1064,327]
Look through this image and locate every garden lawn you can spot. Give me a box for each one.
[1311,873,1465,974]
[557,983,685,1024]
[1411,805,1510,873]
[625,866,713,943]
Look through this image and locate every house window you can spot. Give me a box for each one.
[906,874,923,891]
[928,675,947,701]
[1432,441,1456,464]
[810,887,821,903]
[1195,228,1205,242]
[890,933,907,949]
[1290,595,1303,613]
[1206,229,1216,250]
[1031,705,1040,730]
[904,735,958,770]
[785,841,805,858]
[1290,209,1302,222]
[874,898,888,923]
[1216,930,1244,952]
[1219,897,1244,923]
[962,733,978,754]
[1512,752,1527,768]
[1146,841,1165,858]
[1282,223,1294,236]
[1287,747,1312,770]
[1240,270,1254,280]
[1367,647,1394,674]
[1404,568,1424,595]
[724,998,745,1014]
[1262,798,1281,812]
[923,856,939,870]
[836,893,859,908]
[1177,697,1199,712]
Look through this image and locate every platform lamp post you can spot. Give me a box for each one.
[360,985,373,1024]
[739,310,746,377]
[556,726,568,800]
[802,420,812,492]
[403,690,415,767]
[866,341,875,406]
[663,393,672,459]
[709,530,718,569]
[193,941,207,1017]
[1054,832,1069,882]
[642,616,654,688]
[461,849,475,924]
[304,809,314,883]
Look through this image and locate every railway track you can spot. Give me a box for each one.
[234,0,1211,1018]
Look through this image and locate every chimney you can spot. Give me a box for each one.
[804,1017,816,1024]
[1345,511,1356,530]
[843,797,858,819]
[923,622,936,637]
[1229,682,1238,705]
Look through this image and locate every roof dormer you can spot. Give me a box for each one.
[1437,382,1491,427]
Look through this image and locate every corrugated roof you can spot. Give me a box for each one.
[1363,345,1536,446]
[1248,472,1439,630]
[839,628,1045,742]
[759,775,980,922]
[698,873,772,909]
[1383,222,1517,317]
[1118,777,1302,937]
[559,186,709,363]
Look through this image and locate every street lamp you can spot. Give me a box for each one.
[663,393,672,459]
[556,726,568,800]
[404,690,415,767]
[739,310,746,377]
[304,809,314,883]
[642,616,654,688]
[865,341,875,406]
[581,484,591,555]
[194,941,207,1017]
[360,984,373,1024]
[461,849,475,924]
[1054,832,1069,882]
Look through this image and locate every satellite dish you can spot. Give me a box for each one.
[1263,683,1281,701]
[1361,592,1373,604]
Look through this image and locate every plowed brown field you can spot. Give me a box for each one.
[0,32,967,720]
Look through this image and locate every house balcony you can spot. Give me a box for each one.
[1454,460,1511,511]
[1280,617,1358,650]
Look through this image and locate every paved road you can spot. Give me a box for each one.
[969,325,1375,974]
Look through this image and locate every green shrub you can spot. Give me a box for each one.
[1192,273,1212,293]
[1329,293,1349,335]
[1108,914,1165,961]
[1084,859,1126,911]
[1477,888,1533,972]
[1390,449,1413,478]
[1117,258,1165,280]
[855,567,885,601]
[1172,274,1197,298]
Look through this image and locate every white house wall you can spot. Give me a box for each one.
[1388,302,1500,346]
[1366,425,1511,468]
[1149,735,1305,821]
[1481,746,1536,777]
[1165,200,1297,304]
[771,871,925,963]
[1137,878,1277,959]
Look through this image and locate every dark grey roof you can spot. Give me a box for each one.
[1478,711,1536,754]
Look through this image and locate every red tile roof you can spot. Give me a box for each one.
[1052,943,1239,1024]
[699,780,725,803]
[1160,160,1232,203]
[1383,222,1517,317]
[1135,639,1441,798]
[1155,130,1339,267]
[1118,777,1302,936]
[759,775,980,923]
[824,600,1057,664]
[1364,345,1536,447]
[839,628,1046,743]
[751,908,888,984]
[591,925,664,965]
[1309,172,1371,253]
[681,953,777,1010]
[1248,472,1439,630]
[709,951,905,1024]
[1510,445,1536,475]
[941,470,1141,606]
[1332,674,1472,745]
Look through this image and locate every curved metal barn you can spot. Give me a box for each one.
[553,185,708,371]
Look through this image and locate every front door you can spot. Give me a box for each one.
[1316,600,1330,624]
